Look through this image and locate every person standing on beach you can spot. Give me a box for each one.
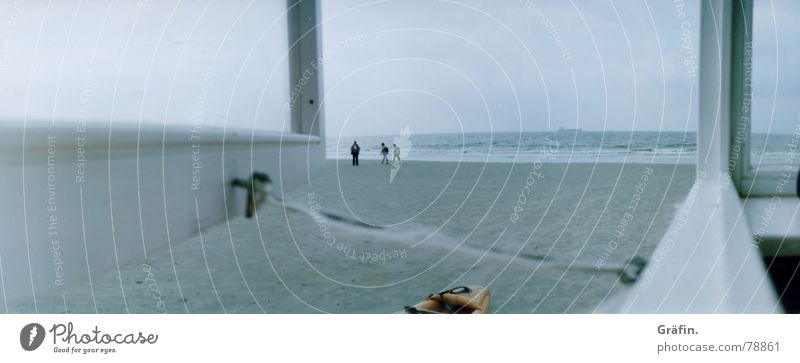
[380,143,389,164]
[392,143,401,165]
[351,141,360,166]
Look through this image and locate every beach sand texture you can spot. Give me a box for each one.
[9,161,694,313]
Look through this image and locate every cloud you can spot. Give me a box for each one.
[2,0,794,135]
[321,0,702,136]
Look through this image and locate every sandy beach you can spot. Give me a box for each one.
[8,160,695,313]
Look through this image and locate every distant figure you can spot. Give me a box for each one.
[380,143,389,164]
[392,144,401,165]
[351,141,360,166]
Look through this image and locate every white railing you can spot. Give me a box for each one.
[0,121,324,304]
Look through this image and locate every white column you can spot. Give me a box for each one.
[729,0,753,194]
[287,0,325,140]
[697,0,732,180]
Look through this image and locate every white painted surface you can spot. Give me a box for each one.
[0,0,329,305]
[618,176,779,312]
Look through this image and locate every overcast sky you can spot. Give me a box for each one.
[751,0,800,134]
[321,0,799,136]
[0,1,796,135]
[0,0,291,131]
[321,0,701,136]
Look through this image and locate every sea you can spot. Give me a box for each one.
[328,131,800,166]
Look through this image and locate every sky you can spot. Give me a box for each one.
[751,0,800,134]
[321,0,702,136]
[0,0,796,135]
[0,0,292,131]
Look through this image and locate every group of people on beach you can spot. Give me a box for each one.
[350,141,401,166]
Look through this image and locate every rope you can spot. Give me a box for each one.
[233,173,649,285]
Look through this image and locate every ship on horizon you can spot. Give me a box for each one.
[557,127,582,132]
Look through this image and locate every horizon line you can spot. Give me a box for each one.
[330,130,698,138]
